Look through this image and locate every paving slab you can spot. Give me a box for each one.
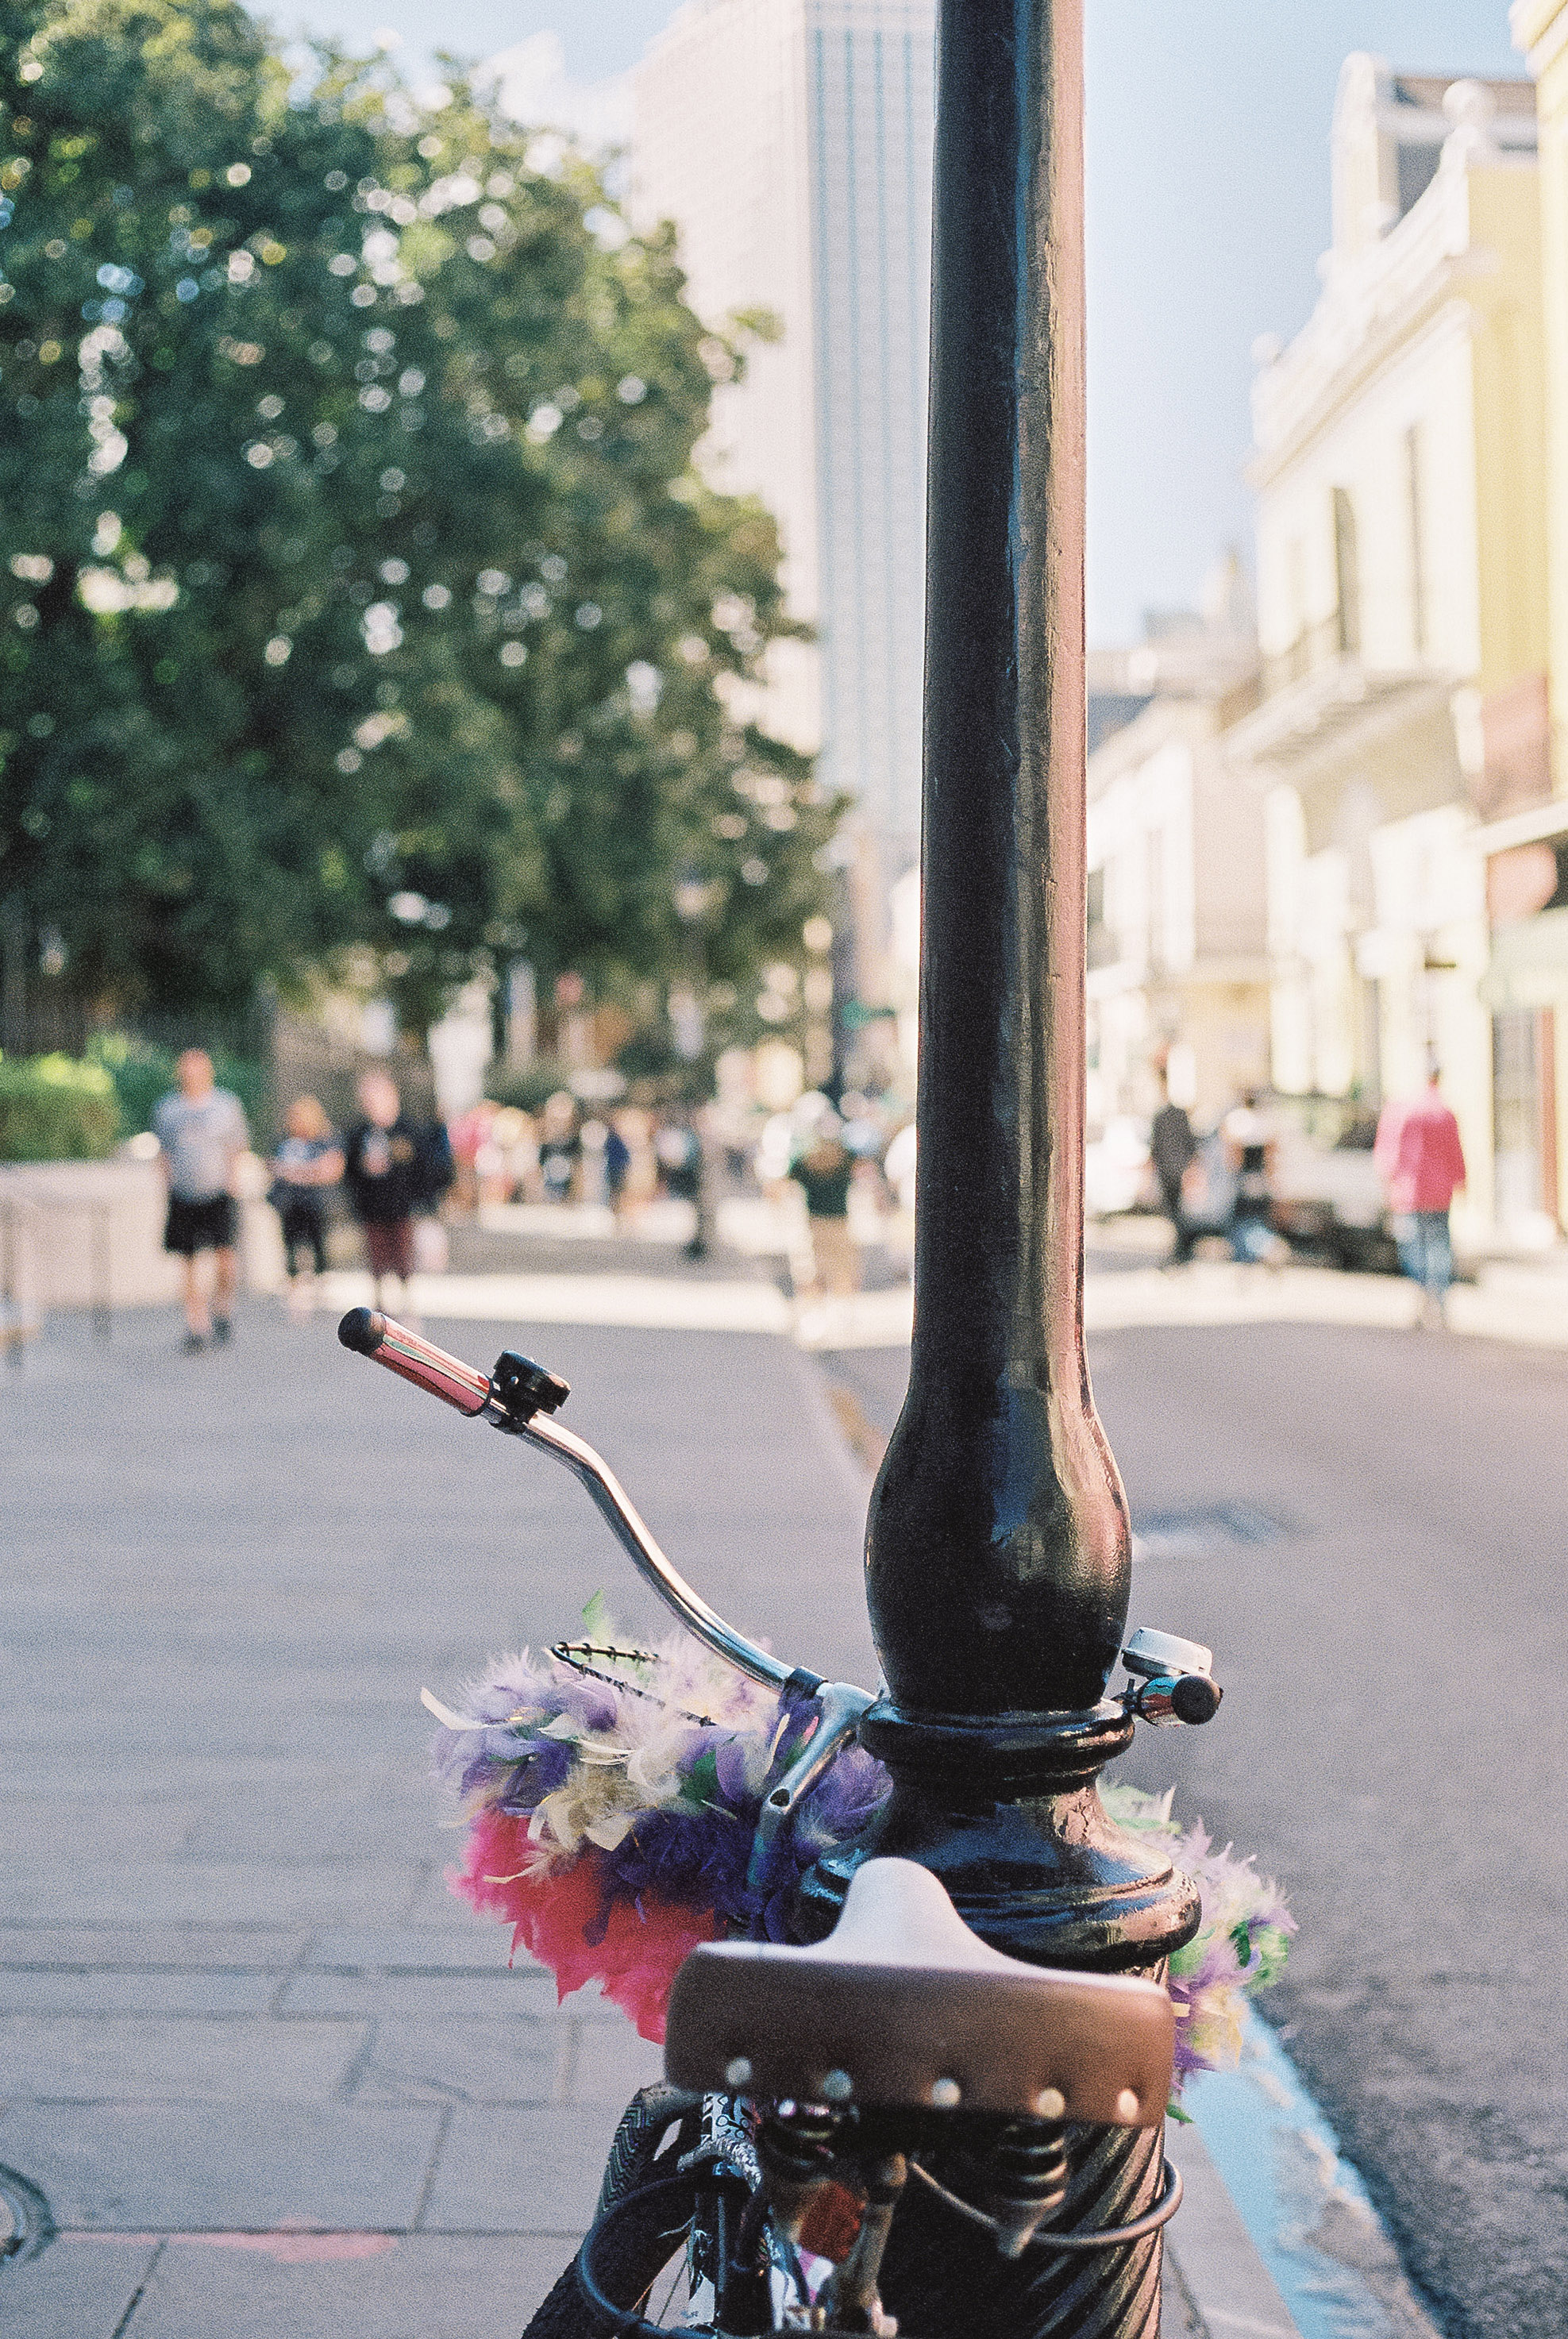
[418,2102,630,2235]
[302,1924,518,1972]
[279,1970,553,2017]
[0,1924,310,1969]
[0,2013,368,2100]
[0,1799,204,1859]
[1,1969,278,2015]
[1163,2125,1297,2339]
[0,1859,423,1927]
[556,2015,666,2106]
[0,2233,162,2339]
[0,2102,445,2229]
[348,2016,563,2105]
[122,2230,573,2339]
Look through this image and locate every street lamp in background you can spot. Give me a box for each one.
[670,868,710,1069]
[672,868,713,1257]
[802,914,836,1092]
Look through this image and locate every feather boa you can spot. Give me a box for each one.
[428,1613,1293,2094]
[1102,1781,1296,2103]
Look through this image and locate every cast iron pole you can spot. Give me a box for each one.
[804,4,1200,2329]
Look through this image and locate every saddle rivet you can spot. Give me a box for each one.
[1115,2089,1140,2121]
[1035,2086,1066,2119]
[930,2076,961,2110]
[821,2068,853,2102]
[725,2056,753,2089]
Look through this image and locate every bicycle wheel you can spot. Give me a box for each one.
[522,2087,710,2339]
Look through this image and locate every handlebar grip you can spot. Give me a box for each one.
[337,1308,492,1417]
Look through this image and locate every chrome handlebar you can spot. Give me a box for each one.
[338,1309,821,1697]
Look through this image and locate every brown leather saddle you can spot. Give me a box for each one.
[665,1858,1175,2125]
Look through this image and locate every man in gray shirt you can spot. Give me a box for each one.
[153,1050,248,1351]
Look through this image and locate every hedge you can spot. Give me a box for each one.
[0,1054,122,1162]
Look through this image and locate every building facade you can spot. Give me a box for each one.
[1227,55,1550,1241]
[1087,677,1269,1141]
[632,0,936,915]
[1506,0,1568,1237]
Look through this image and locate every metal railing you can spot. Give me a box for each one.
[0,1187,117,1366]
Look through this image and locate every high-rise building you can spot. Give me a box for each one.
[632,0,936,914]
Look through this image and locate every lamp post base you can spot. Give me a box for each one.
[796,1701,1200,1974]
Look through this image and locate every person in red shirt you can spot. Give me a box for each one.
[1373,1066,1467,1326]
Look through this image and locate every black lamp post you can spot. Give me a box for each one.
[803,2,1199,2328]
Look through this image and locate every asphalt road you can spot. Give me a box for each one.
[823,1319,1568,2339]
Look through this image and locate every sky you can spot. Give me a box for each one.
[270,1,1527,645]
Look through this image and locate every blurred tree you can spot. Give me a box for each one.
[0,0,842,1036]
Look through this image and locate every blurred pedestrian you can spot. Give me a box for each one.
[268,1095,343,1320]
[154,1048,248,1353]
[478,1106,537,1205]
[1150,1067,1197,1266]
[791,1112,857,1296]
[1375,1067,1467,1327]
[445,1100,492,1217]
[603,1111,633,1226]
[344,1072,426,1316]
[537,1091,581,1204]
[1221,1089,1285,1266]
[655,1110,709,1258]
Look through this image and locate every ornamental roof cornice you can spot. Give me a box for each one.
[1511,0,1568,74]
[1248,154,1520,487]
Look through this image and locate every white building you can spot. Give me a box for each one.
[1087,688,1270,1137]
[632,0,936,913]
[1225,57,1548,1239]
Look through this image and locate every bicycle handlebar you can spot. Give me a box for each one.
[339,1307,495,1415]
[338,1308,818,1699]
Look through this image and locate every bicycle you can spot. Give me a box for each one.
[341,1306,1224,2338]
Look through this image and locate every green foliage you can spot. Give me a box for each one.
[0,0,845,1038]
[86,1029,264,1133]
[0,1047,119,1155]
[484,1058,577,1115]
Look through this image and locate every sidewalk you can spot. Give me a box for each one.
[0,1292,1291,2337]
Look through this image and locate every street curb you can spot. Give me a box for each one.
[1181,2010,1443,2339]
[1165,2125,1300,2339]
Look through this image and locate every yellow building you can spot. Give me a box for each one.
[1504,0,1568,1239]
[1227,56,1553,1242]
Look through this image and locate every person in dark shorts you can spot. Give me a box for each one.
[790,1113,857,1296]
[153,1050,249,1352]
[344,1071,426,1316]
[268,1095,344,1320]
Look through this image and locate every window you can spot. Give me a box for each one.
[1333,487,1361,657]
[1404,425,1426,657]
